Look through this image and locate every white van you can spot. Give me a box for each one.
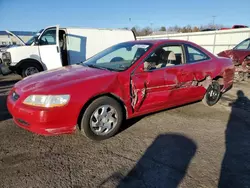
[1,25,136,77]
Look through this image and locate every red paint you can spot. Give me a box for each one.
[7,40,235,136]
[220,25,248,30]
[218,38,250,74]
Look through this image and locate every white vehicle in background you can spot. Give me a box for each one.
[1,25,136,77]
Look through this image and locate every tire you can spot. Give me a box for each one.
[202,81,221,106]
[20,62,43,78]
[80,96,124,141]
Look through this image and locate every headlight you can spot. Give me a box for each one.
[2,52,11,60]
[2,52,11,65]
[23,95,70,108]
[2,53,7,59]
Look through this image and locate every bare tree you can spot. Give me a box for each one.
[159,26,167,31]
[130,23,227,36]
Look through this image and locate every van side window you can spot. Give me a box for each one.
[39,28,56,45]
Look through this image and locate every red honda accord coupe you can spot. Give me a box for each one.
[7,40,235,140]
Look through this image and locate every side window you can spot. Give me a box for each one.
[144,45,184,71]
[39,28,57,46]
[186,45,209,63]
[235,39,250,50]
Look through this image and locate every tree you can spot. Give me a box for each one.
[129,23,226,36]
[159,26,167,31]
[193,26,200,32]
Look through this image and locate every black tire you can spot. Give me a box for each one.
[80,96,123,141]
[20,62,43,78]
[202,81,221,106]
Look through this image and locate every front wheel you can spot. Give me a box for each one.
[80,96,123,140]
[202,81,221,106]
[21,63,42,78]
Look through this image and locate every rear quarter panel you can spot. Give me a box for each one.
[216,57,235,90]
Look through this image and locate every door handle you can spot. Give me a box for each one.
[56,46,59,53]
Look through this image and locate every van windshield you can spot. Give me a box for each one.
[25,29,44,45]
[82,42,152,71]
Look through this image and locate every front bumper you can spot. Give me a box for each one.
[7,91,77,135]
[0,63,12,75]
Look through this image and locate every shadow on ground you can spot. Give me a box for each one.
[218,90,250,188]
[99,134,197,188]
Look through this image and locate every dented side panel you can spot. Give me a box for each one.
[130,70,167,112]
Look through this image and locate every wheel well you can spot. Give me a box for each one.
[17,59,44,72]
[77,93,128,129]
[213,76,224,86]
[244,55,250,60]
[198,75,224,89]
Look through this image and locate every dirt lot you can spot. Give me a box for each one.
[0,74,250,188]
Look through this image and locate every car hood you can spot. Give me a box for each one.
[14,65,116,93]
[5,30,26,46]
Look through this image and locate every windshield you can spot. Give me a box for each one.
[82,42,152,71]
[234,39,250,50]
[25,29,44,45]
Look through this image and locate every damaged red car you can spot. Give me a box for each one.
[7,40,235,140]
[218,38,250,81]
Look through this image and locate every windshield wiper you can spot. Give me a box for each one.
[83,64,116,71]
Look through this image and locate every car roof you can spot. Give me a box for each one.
[130,39,194,45]
[130,39,216,58]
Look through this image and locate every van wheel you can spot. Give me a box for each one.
[80,96,123,141]
[202,81,221,106]
[21,63,42,77]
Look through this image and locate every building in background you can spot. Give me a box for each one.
[0,31,35,45]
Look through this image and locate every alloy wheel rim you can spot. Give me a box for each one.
[25,67,39,76]
[207,84,220,102]
[90,105,118,135]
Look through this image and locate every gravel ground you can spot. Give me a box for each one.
[0,74,250,188]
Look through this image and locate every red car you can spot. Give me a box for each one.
[218,38,250,80]
[7,40,235,140]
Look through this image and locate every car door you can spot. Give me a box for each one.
[131,67,167,113]
[130,43,195,113]
[38,25,62,70]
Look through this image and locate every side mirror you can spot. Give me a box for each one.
[139,64,153,72]
[34,37,39,45]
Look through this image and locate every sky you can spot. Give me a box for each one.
[0,0,249,31]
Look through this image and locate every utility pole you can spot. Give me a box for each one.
[212,16,216,29]
[129,18,132,29]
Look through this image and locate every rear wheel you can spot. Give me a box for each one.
[202,81,221,106]
[80,96,123,140]
[21,63,43,78]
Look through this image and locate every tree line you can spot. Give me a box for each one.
[127,24,226,36]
